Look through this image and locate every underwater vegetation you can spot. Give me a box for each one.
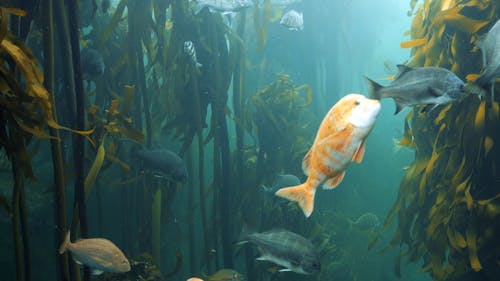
[372,1,500,281]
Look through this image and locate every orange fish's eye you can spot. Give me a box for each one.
[354,100,361,105]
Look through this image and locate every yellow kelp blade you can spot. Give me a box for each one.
[400,38,427,48]
[6,8,27,17]
[474,100,486,130]
[84,137,106,199]
[1,38,93,136]
[466,222,482,271]
[13,115,58,140]
[484,136,494,157]
[435,10,489,34]
[466,74,480,82]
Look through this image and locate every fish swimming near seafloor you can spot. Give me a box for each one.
[133,148,188,183]
[262,173,301,194]
[80,48,105,80]
[205,269,245,281]
[193,0,254,15]
[58,231,130,275]
[348,212,380,231]
[275,94,380,217]
[280,10,303,31]
[184,41,203,70]
[475,19,500,99]
[238,228,321,274]
[365,65,466,114]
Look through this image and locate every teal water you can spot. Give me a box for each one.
[1,0,486,281]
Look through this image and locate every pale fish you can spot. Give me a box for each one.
[280,9,303,31]
[58,231,130,275]
[275,94,380,217]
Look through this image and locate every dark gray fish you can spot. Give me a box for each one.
[348,212,380,231]
[239,229,321,274]
[366,65,466,114]
[262,174,301,194]
[80,48,105,79]
[183,41,202,69]
[193,0,254,15]
[134,149,188,183]
[280,10,303,31]
[475,19,500,99]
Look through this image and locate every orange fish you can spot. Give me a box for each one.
[275,94,381,217]
[186,278,204,281]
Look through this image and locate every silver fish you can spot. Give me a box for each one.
[280,10,303,31]
[134,148,188,183]
[348,212,380,231]
[58,231,130,275]
[193,0,254,15]
[475,19,500,99]
[366,65,466,114]
[239,229,321,274]
[262,174,301,194]
[183,41,202,69]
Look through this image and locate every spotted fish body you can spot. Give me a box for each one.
[240,229,320,274]
[184,41,202,69]
[275,94,380,217]
[280,10,303,31]
[349,212,380,231]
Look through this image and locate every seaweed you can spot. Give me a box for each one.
[372,1,500,281]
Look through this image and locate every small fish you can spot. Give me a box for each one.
[134,148,188,183]
[262,174,301,194]
[280,10,303,31]
[184,41,202,69]
[193,0,254,15]
[205,269,245,281]
[58,231,130,275]
[475,19,500,100]
[275,94,380,217]
[238,228,320,274]
[187,278,204,281]
[365,65,466,114]
[348,212,380,231]
[80,48,105,80]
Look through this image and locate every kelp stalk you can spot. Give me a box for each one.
[65,0,90,280]
[18,179,31,281]
[10,151,24,281]
[42,0,70,279]
[152,186,161,267]
[8,15,32,281]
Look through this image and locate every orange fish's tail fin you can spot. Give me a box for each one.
[275,183,315,218]
[58,231,71,254]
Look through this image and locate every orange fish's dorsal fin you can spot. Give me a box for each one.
[275,183,315,218]
[351,141,366,163]
[302,149,312,176]
[322,171,345,190]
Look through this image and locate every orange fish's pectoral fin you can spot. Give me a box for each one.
[322,171,345,190]
[275,183,315,218]
[302,149,312,176]
[351,141,366,163]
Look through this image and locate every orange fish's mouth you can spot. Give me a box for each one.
[349,97,381,128]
